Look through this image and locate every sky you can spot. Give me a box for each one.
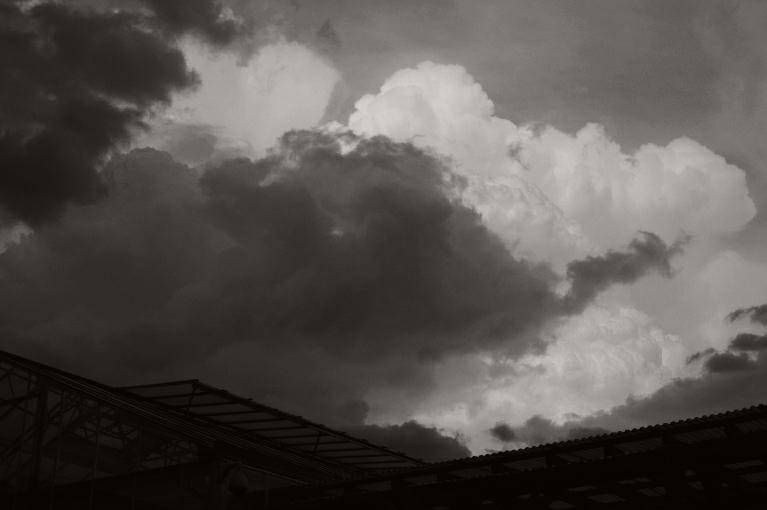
[1,0,767,460]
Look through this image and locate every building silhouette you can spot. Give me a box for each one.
[1,350,766,509]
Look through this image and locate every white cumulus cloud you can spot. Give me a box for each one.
[348,61,756,263]
[366,304,686,454]
[522,124,757,247]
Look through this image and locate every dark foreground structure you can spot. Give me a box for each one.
[1,350,766,509]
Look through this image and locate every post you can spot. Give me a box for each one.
[28,379,48,493]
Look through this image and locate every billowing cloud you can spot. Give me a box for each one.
[3,5,762,460]
[0,134,544,419]
[515,301,767,442]
[488,422,515,443]
[347,62,578,266]
[367,304,686,453]
[349,62,529,178]
[523,125,756,247]
[0,129,678,436]
[339,62,763,451]
[0,1,250,226]
[140,0,241,46]
[347,61,755,263]
[456,175,590,270]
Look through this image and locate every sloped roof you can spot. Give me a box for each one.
[0,349,421,491]
[263,403,767,508]
[122,379,422,471]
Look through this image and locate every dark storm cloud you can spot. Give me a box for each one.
[728,302,767,326]
[704,352,756,373]
[348,421,470,461]
[0,133,550,422]
[197,131,567,362]
[730,333,767,352]
[0,2,189,225]
[686,347,715,365]
[0,129,679,432]
[0,0,248,226]
[490,416,608,447]
[562,232,684,313]
[489,423,516,443]
[140,0,240,45]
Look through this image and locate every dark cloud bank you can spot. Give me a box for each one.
[0,127,677,459]
[0,0,238,226]
[490,303,767,448]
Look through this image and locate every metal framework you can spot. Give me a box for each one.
[0,350,421,509]
[123,380,421,471]
[2,348,767,509]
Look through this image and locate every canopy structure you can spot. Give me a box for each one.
[0,350,421,509]
[2,348,767,509]
[122,379,421,472]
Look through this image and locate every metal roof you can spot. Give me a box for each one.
[121,379,422,472]
[262,404,767,509]
[0,349,421,495]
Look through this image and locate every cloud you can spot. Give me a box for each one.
[523,125,756,247]
[0,224,30,253]
[367,303,686,453]
[342,63,762,450]
[729,303,767,326]
[140,0,241,46]
[489,423,515,443]
[348,421,470,462]
[196,130,564,361]
[0,127,683,434]
[703,351,756,373]
[349,62,529,178]
[2,0,763,460]
[347,61,756,263]
[457,175,590,270]
[627,249,767,356]
[491,415,609,447]
[0,0,254,226]
[0,134,548,422]
[345,62,587,267]
[730,333,767,351]
[562,232,684,313]
[523,300,767,438]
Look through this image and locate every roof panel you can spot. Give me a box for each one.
[0,350,421,488]
[121,380,423,472]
